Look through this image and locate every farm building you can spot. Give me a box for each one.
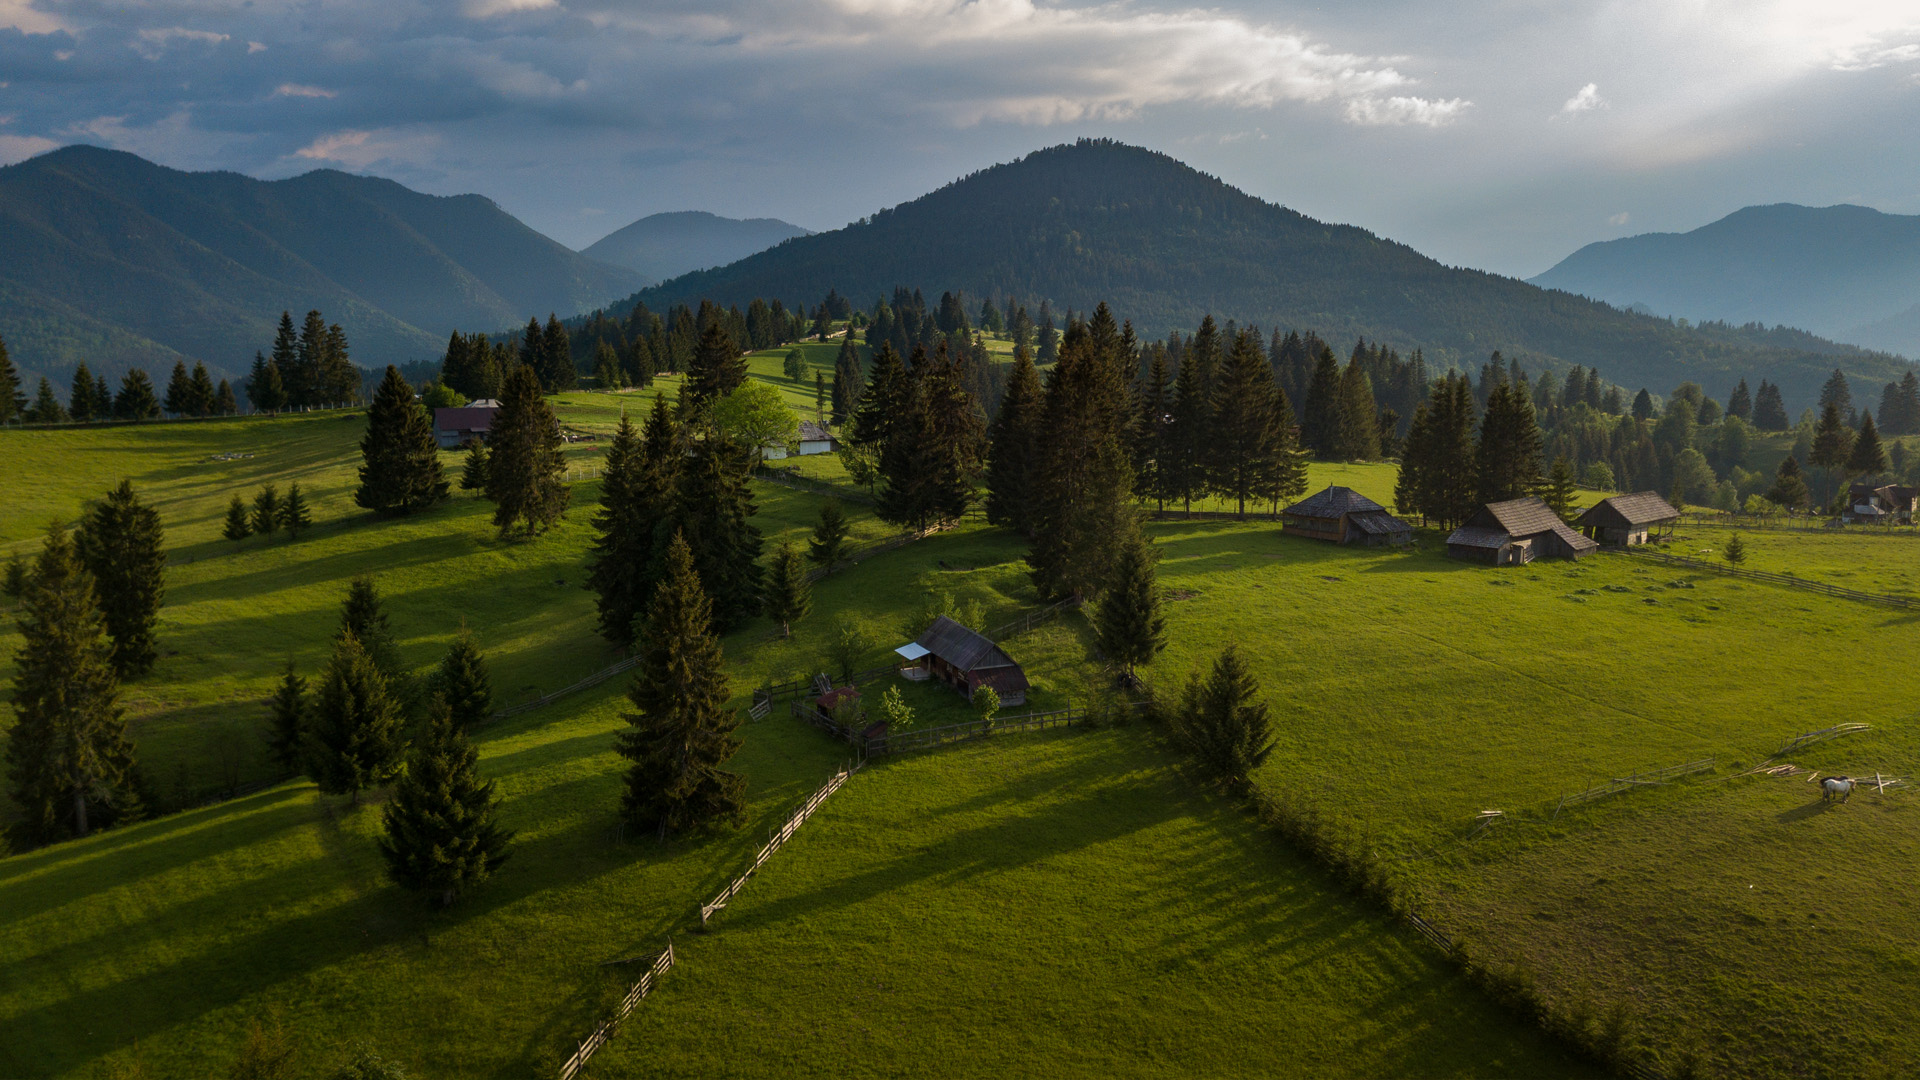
[1281,486,1413,546]
[1843,483,1918,525]
[1447,497,1598,565]
[433,403,499,448]
[764,421,839,460]
[895,616,1029,706]
[1574,491,1680,546]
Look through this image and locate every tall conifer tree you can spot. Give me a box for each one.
[267,659,308,774]
[1095,534,1166,679]
[831,332,863,425]
[305,633,404,803]
[586,414,652,645]
[1334,358,1381,460]
[432,628,493,731]
[355,366,449,516]
[114,369,160,420]
[0,334,24,423]
[985,346,1044,533]
[807,500,850,575]
[223,495,252,541]
[762,542,811,637]
[1849,410,1889,478]
[164,362,194,416]
[1027,317,1139,600]
[1476,383,1546,504]
[665,435,764,631]
[379,696,512,906]
[688,321,746,404]
[251,484,281,536]
[1301,345,1344,457]
[1207,330,1284,516]
[485,364,570,536]
[337,575,405,685]
[76,481,166,679]
[69,363,97,421]
[279,482,313,537]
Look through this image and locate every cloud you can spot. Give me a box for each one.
[0,132,59,164]
[1608,211,1630,226]
[1345,96,1470,127]
[0,0,65,34]
[132,28,230,61]
[292,128,440,169]
[1561,83,1606,114]
[463,0,559,18]
[275,84,337,99]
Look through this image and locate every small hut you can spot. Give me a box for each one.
[1281,486,1413,546]
[1447,497,1597,565]
[901,615,1029,706]
[1844,483,1918,525]
[432,403,499,448]
[1575,492,1680,546]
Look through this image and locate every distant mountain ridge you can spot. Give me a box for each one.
[623,139,1914,409]
[583,211,810,283]
[0,145,644,384]
[1531,203,1920,360]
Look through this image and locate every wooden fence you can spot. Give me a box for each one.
[493,655,641,721]
[789,700,1110,756]
[1147,506,1285,522]
[984,595,1083,641]
[557,941,675,1080]
[1679,511,1917,535]
[1625,547,1916,609]
[754,466,876,505]
[806,522,952,583]
[1552,758,1715,819]
[1772,723,1871,758]
[700,761,862,925]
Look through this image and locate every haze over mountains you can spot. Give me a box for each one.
[1532,204,1920,362]
[626,140,1915,409]
[582,211,810,284]
[0,146,643,384]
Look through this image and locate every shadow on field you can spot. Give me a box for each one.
[1776,798,1842,823]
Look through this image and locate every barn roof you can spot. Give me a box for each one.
[1348,509,1412,535]
[1474,497,1565,537]
[1575,491,1680,529]
[916,615,1020,674]
[798,421,834,442]
[1446,526,1510,549]
[433,405,497,432]
[1283,485,1385,519]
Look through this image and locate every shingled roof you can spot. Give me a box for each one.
[1283,486,1385,518]
[915,616,1018,674]
[1348,510,1411,535]
[1575,491,1680,529]
[1477,497,1565,537]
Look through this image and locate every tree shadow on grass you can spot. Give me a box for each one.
[1776,798,1843,824]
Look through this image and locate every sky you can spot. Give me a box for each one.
[2,0,1918,278]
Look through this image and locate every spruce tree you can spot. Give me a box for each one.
[688,321,746,404]
[2,553,27,602]
[1207,329,1283,516]
[985,345,1044,533]
[252,484,281,536]
[614,532,746,838]
[1727,379,1753,422]
[1301,346,1344,457]
[0,334,23,423]
[459,441,490,492]
[69,363,97,421]
[1476,383,1545,504]
[164,361,195,416]
[356,366,449,516]
[1135,345,1173,508]
[1172,644,1273,787]
[304,633,404,803]
[1819,368,1855,424]
[1753,380,1790,430]
[1333,357,1381,460]
[1095,533,1166,679]
[830,332,862,424]
[378,696,512,907]
[484,363,570,537]
[665,435,764,631]
[267,660,308,773]
[337,575,405,685]
[114,369,160,420]
[1722,533,1747,567]
[224,495,253,541]
[1544,456,1578,521]
[5,524,138,844]
[432,628,493,730]
[541,315,574,392]
[271,312,300,407]
[29,377,68,423]
[279,483,313,537]
[75,481,166,679]
[1396,374,1479,528]
[1027,316,1139,600]
[1766,455,1811,510]
[1811,401,1854,507]
[807,499,850,575]
[215,379,238,416]
[189,363,217,416]
[1164,337,1212,512]
[593,341,622,389]
[247,353,285,415]
[762,542,812,637]
[586,414,652,645]
[1849,410,1890,478]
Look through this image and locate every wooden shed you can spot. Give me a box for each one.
[1281,486,1413,546]
[1844,483,1918,525]
[432,403,499,448]
[1447,497,1598,565]
[1575,491,1680,546]
[907,615,1029,706]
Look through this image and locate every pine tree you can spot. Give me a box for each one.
[614,532,746,838]
[985,345,1044,533]
[5,524,138,845]
[1810,401,1854,507]
[1722,533,1747,567]
[1632,388,1655,421]
[541,315,574,392]
[586,414,653,645]
[1476,383,1546,504]
[215,379,238,416]
[266,660,308,773]
[432,628,493,730]
[0,334,24,423]
[69,363,97,421]
[1848,410,1890,478]
[1134,345,1173,507]
[114,369,160,420]
[29,377,68,423]
[1164,338,1212,513]
[762,542,811,637]
[1172,644,1273,787]
[355,366,449,516]
[1301,345,1343,457]
[665,435,764,631]
[223,495,253,541]
[247,353,285,415]
[2,553,27,602]
[850,341,911,448]
[337,575,405,686]
[459,442,489,492]
[484,363,570,537]
[1895,371,1920,436]
[378,696,512,907]
[1819,368,1855,425]
[1396,374,1480,528]
[1753,380,1790,431]
[688,321,746,404]
[1333,357,1381,460]
[279,483,313,537]
[1543,456,1578,521]
[830,332,863,425]
[593,341,622,389]
[189,362,217,417]
[1207,329,1284,516]
[304,632,404,803]
[164,362,195,416]
[271,312,300,407]
[1727,379,1753,422]
[252,484,281,536]
[1766,455,1810,511]
[807,499,850,575]
[1027,315,1139,600]
[75,481,166,679]
[1095,533,1166,679]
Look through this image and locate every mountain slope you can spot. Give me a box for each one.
[583,210,810,282]
[627,140,1913,408]
[0,146,645,383]
[1531,204,1920,359]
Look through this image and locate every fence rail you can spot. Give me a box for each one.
[1552,758,1715,819]
[1772,723,1871,758]
[493,655,640,721]
[753,466,876,505]
[984,596,1083,641]
[700,761,862,925]
[1626,548,1916,609]
[790,700,1113,756]
[557,942,675,1080]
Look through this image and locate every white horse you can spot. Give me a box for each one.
[1822,776,1855,803]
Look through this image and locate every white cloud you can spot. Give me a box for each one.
[292,128,440,169]
[132,28,231,61]
[0,133,60,165]
[1344,96,1470,127]
[274,84,337,99]
[1561,83,1606,114]
[0,0,67,34]
[248,41,269,54]
[1608,211,1630,226]
[463,0,559,18]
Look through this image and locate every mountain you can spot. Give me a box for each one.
[0,145,645,384]
[625,139,1914,410]
[583,211,810,282]
[1531,204,1920,360]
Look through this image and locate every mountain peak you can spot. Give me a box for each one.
[583,210,810,283]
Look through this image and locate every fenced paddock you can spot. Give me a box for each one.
[700,761,862,925]
[790,700,1121,756]
[1625,547,1916,608]
[557,942,675,1080]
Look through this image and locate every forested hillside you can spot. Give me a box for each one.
[626,139,1913,410]
[583,211,810,282]
[0,146,643,385]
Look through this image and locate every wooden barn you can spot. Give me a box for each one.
[1447,497,1598,565]
[1844,483,1918,525]
[1575,491,1680,546]
[432,403,499,448]
[1281,486,1413,546]
[898,615,1029,706]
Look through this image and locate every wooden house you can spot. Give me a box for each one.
[1844,483,1918,525]
[1281,486,1413,546]
[1574,491,1680,546]
[900,615,1029,706]
[432,403,499,448]
[763,421,840,460]
[1447,497,1598,565]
